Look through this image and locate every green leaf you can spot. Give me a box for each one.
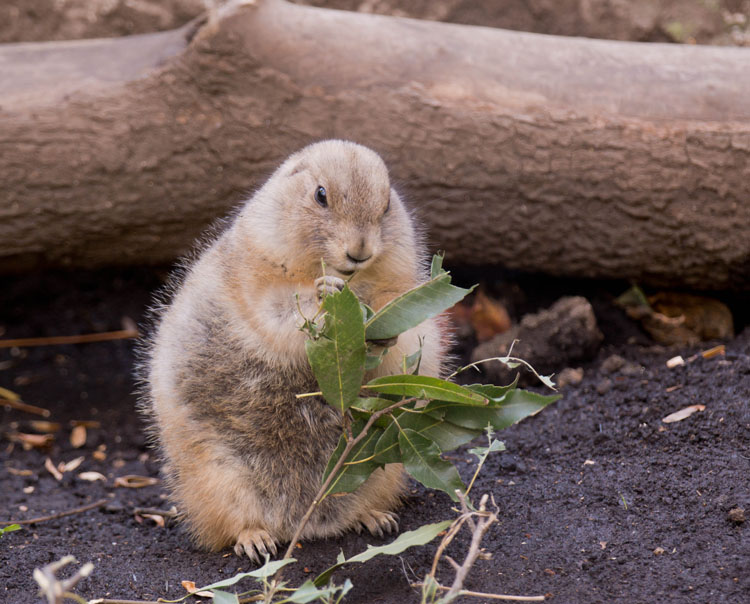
[323,423,384,495]
[465,375,519,401]
[350,397,394,412]
[468,438,506,458]
[0,524,21,537]
[212,590,240,604]
[305,286,366,413]
[196,558,296,590]
[426,387,559,431]
[399,429,465,501]
[364,346,388,370]
[490,389,561,426]
[283,580,352,603]
[313,520,453,586]
[402,347,422,374]
[364,262,475,340]
[364,375,488,405]
[374,411,480,464]
[430,252,445,279]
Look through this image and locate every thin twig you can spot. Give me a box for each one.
[34,556,94,604]
[412,583,546,602]
[0,397,51,417]
[2,498,109,525]
[0,329,139,349]
[443,493,497,602]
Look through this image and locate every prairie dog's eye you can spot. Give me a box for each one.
[314,186,327,207]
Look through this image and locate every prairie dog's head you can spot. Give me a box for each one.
[240,140,415,279]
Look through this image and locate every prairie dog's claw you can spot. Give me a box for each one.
[234,528,278,564]
[359,510,399,538]
[315,276,346,300]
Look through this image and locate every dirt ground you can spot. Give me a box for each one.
[0,268,747,604]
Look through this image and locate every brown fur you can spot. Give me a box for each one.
[140,140,448,559]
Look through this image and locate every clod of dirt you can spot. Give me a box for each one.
[471,296,603,383]
[728,507,746,525]
[600,354,643,376]
[557,367,584,388]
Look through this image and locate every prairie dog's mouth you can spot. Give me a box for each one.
[333,267,355,277]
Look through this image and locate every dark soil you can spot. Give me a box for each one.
[1,268,748,604]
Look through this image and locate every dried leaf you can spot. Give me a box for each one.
[92,445,107,461]
[29,421,61,434]
[181,580,213,598]
[59,456,85,473]
[140,513,166,528]
[470,289,511,342]
[662,404,706,423]
[9,432,54,450]
[114,475,158,488]
[78,471,106,482]
[70,425,87,448]
[44,457,63,481]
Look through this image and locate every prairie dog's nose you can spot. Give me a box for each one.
[346,237,373,264]
[346,251,372,264]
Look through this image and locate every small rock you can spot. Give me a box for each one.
[471,296,603,384]
[557,367,584,388]
[653,547,665,555]
[620,362,644,377]
[596,378,613,395]
[601,354,626,374]
[728,507,745,524]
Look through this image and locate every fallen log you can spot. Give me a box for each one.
[1,0,748,289]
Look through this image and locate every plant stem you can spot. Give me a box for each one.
[441,494,497,603]
[271,396,419,587]
[412,584,546,602]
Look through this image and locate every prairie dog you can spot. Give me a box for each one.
[141,140,448,560]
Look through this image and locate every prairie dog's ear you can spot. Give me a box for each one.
[287,160,307,178]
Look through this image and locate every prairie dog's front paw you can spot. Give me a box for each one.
[234,528,278,564]
[315,276,346,301]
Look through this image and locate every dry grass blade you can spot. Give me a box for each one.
[114,475,158,488]
[0,328,139,349]
[0,387,51,417]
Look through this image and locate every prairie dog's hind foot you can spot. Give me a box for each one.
[234,528,279,563]
[356,510,399,537]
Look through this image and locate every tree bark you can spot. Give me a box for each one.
[1,0,749,289]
